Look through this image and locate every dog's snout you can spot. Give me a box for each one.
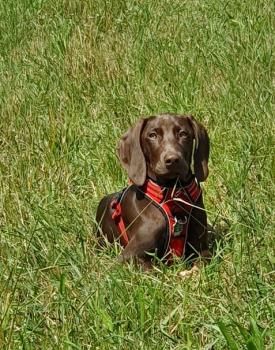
[164,154,180,167]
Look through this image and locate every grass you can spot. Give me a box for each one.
[0,0,274,348]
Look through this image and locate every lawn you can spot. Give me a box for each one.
[0,0,274,349]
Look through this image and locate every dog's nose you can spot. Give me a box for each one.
[164,155,180,166]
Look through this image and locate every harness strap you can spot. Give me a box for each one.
[110,189,130,246]
[110,177,202,259]
[160,201,192,260]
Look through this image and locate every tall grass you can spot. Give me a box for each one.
[0,0,274,348]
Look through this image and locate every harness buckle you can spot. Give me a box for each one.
[173,216,187,237]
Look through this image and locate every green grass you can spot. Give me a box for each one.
[0,0,274,348]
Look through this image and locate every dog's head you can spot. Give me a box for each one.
[117,113,209,186]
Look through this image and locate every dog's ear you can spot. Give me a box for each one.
[187,116,210,182]
[117,119,147,186]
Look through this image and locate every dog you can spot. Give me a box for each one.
[96,113,211,274]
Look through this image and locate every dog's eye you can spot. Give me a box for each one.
[148,132,157,139]
[179,130,188,138]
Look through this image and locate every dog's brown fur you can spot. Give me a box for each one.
[96,113,211,270]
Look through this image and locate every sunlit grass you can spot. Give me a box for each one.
[0,0,274,348]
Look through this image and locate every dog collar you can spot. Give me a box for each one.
[140,176,201,205]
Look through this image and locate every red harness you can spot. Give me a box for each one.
[111,177,201,260]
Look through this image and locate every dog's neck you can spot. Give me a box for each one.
[147,172,194,188]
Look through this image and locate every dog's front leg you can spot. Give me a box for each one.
[117,223,164,268]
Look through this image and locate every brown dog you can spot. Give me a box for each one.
[96,113,211,272]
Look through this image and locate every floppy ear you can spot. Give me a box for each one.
[187,116,210,182]
[116,119,147,186]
